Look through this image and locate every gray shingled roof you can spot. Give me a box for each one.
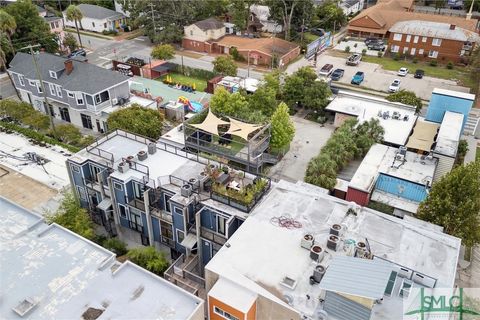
[72,3,125,20]
[319,256,393,300]
[194,18,224,31]
[8,52,129,95]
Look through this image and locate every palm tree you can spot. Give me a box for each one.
[65,5,83,48]
[0,10,17,55]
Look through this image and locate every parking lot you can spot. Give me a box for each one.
[316,52,471,100]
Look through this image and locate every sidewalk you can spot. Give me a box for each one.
[462,135,479,164]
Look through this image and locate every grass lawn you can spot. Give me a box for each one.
[159,72,207,92]
[477,147,480,162]
[213,135,245,155]
[304,32,320,43]
[361,55,474,89]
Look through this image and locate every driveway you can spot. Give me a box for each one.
[317,52,470,100]
[269,115,334,182]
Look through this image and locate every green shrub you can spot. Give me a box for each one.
[103,238,128,256]
[230,47,245,62]
[412,57,418,64]
[362,48,367,54]
[447,61,454,69]
[393,53,400,61]
[353,43,358,48]
[377,51,383,58]
[429,60,437,67]
[127,247,169,275]
[345,46,351,53]
[102,29,118,36]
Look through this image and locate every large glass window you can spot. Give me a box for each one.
[81,113,92,129]
[164,194,172,212]
[49,83,56,96]
[432,38,442,46]
[59,107,70,122]
[393,33,402,41]
[18,74,25,86]
[132,181,144,200]
[217,215,226,235]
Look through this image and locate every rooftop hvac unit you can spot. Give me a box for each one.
[197,172,209,192]
[118,161,129,173]
[310,245,324,262]
[148,142,157,155]
[329,224,342,236]
[301,234,314,249]
[312,264,326,283]
[189,178,199,190]
[112,98,118,105]
[181,184,192,197]
[399,146,407,156]
[355,241,367,258]
[395,154,405,162]
[137,150,148,161]
[327,235,339,251]
[126,155,135,167]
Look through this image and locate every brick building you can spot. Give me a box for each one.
[388,20,479,63]
[347,0,477,39]
[182,18,300,67]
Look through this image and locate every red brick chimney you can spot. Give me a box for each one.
[64,59,73,75]
[450,24,456,30]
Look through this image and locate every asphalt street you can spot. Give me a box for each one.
[74,32,265,79]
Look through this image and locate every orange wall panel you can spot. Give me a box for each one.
[209,296,246,320]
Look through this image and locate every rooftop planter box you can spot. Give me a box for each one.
[211,177,270,213]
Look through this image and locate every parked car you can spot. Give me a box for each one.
[414,69,425,79]
[367,42,385,51]
[68,49,87,58]
[346,53,362,66]
[351,71,365,85]
[331,68,345,81]
[364,37,380,45]
[318,64,334,77]
[310,27,325,36]
[388,79,401,92]
[397,67,409,76]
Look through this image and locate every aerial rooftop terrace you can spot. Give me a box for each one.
[326,92,417,146]
[0,197,204,320]
[205,180,461,319]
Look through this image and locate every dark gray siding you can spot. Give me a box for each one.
[324,291,372,320]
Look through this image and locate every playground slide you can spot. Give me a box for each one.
[178,96,203,113]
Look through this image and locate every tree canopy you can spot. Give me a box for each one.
[213,55,238,76]
[270,102,295,151]
[417,160,480,247]
[386,90,423,114]
[107,104,164,140]
[5,0,58,53]
[66,4,84,48]
[46,191,95,240]
[313,0,346,30]
[151,44,175,60]
[283,67,331,110]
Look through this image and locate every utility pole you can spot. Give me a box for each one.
[247,50,250,78]
[21,44,56,135]
[149,3,156,36]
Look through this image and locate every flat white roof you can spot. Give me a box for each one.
[208,277,257,313]
[206,180,461,319]
[370,189,420,214]
[432,88,476,101]
[0,131,70,190]
[160,124,186,149]
[349,144,437,192]
[434,111,464,157]
[101,96,157,116]
[326,92,417,146]
[0,197,203,320]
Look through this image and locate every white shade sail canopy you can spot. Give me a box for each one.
[190,110,229,135]
[225,117,262,141]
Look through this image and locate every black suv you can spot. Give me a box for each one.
[414,69,425,79]
[331,69,344,81]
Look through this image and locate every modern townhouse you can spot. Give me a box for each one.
[8,52,130,133]
[66,129,270,278]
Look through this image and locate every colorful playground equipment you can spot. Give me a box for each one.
[164,75,196,92]
[178,96,203,113]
